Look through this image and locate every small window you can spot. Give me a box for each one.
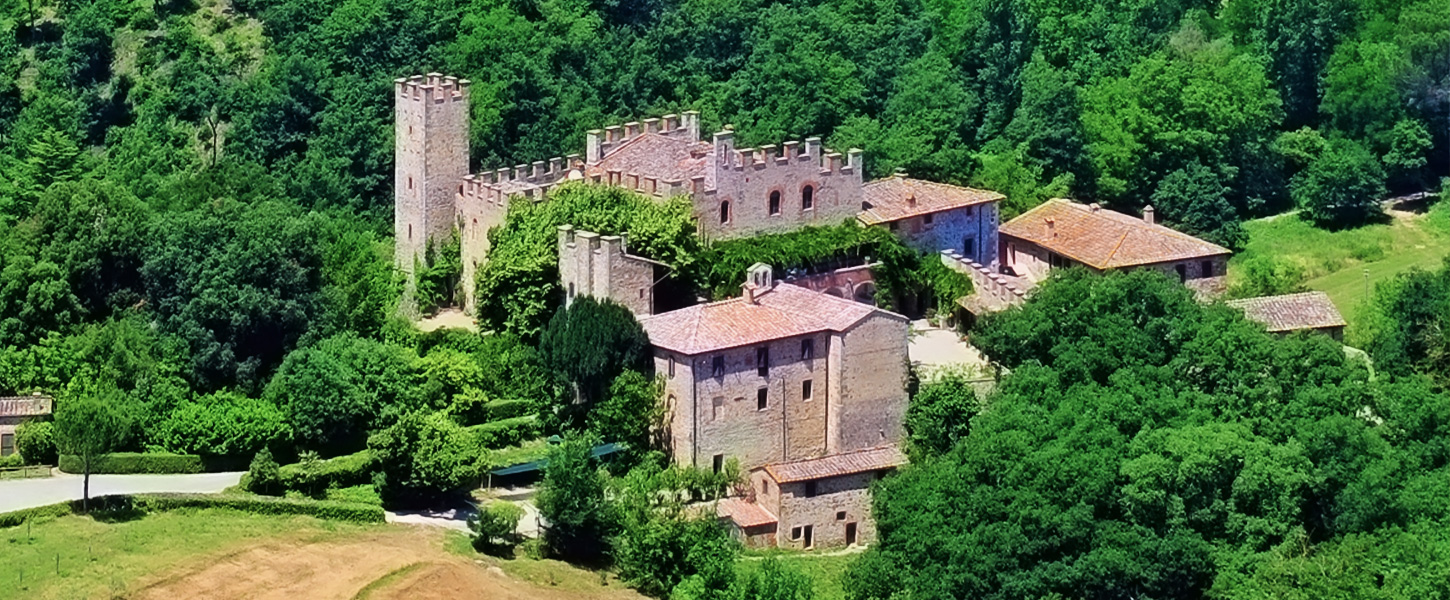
[712,356,726,377]
[964,236,975,258]
[757,346,770,377]
[924,213,934,225]
[757,388,768,411]
[668,356,675,378]
[801,338,814,360]
[720,201,731,224]
[769,191,782,215]
[836,511,847,521]
[1175,264,1187,282]
[713,454,724,474]
[888,221,899,232]
[967,205,975,217]
[0,433,13,456]
[568,282,575,299]
[408,176,413,190]
[791,526,802,540]
[408,224,413,241]
[802,186,814,210]
[804,481,818,498]
[802,380,813,400]
[1201,260,1213,278]
[458,185,464,195]
[639,288,646,299]
[712,396,724,421]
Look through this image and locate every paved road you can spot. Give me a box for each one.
[0,472,243,513]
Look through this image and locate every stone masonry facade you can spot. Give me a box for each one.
[394,74,469,311]
[558,225,663,316]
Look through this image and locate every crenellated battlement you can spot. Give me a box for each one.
[395,73,470,105]
[587,111,701,163]
[717,133,863,177]
[459,153,585,205]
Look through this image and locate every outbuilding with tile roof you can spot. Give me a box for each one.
[1226,291,1347,340]
[858,175,1004,262]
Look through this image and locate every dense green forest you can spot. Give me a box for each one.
[1,0,1449,597]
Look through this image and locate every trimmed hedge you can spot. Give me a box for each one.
[468,415,541,450]
[484,398,534,421]
[278,450,375,496]
[0,493,386,528]
[58,453,250,474]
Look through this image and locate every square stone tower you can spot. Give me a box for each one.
[394,74,470,287]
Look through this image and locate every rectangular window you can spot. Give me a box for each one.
[712,396,724,421]
[802,380,813,401]
[0,433,12,456]
[712,356,725,378]
[804,481,818,498]
[1175,264,1187,282]
[1200,260,1214,278]
[836,511,847,521]
[964,236,976,258]
[889,221,899,232]
[668,356,675,378]
[924,213,934,225]
[713,454,724,474]
[791,526,802,540]
[756,346,769,377]
[800,338,814,361]
[757,388,768,411]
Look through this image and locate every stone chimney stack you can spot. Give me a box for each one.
[1143,205,1155,224]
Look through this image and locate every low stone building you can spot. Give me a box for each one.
[998,199,1231,296]
[640,264,910,473]
[858,175,1004,263]
[0,395,53,457]
[1226,291,1347,341]
[720,444,906,549]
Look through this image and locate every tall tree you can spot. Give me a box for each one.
[53,390,130,512]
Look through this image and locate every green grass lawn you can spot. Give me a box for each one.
[0,508,382,600]
[739,549,860,600]
[1232,198,1450,342]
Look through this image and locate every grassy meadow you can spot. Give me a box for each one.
[1230,197,1450,343]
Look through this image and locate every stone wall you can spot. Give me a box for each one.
[890,203,999,264]
[756,470,881,549]
[557,226,660,315]
[394,74,469,285]
[1002,235,1229,295]
[831,312,909,453]
[661,331,832,471]
[694,132,864,240]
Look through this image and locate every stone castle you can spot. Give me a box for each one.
[394,73,1003,314]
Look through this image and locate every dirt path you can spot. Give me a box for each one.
[124,526,642,600]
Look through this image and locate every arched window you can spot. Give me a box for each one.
[802,185,814,210]
[768,191,781,215]
[719,201,730,224]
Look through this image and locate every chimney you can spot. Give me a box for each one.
[1089,203,1100,212]
[1046,217,1056,237]
[743,282,759,304]
[906,193,917,208]
[1143,205,1155,224]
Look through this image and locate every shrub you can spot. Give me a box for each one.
[468,416,542,450]
[153,392,288,457]
[15,420,57,465]
[245,448,283,496]
[277,449,376,496]
[470,500,525,550]
[0,452,23,469]
[58,452,251,474]
[325,484,383,506]
[485,398,534,421]
[369,412,477,507]
[0,493,386,528]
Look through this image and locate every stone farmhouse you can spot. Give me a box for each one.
[1227,291,1347,341]
[393,73,1003,312]
[637,262,909,549]
[0,394,52,457]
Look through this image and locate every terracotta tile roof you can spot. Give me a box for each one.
[0,395,53,418]
[717,497,778,529]
[858,176,1004,226]
[999,199,1230,269]
[585,133,709,183]
[641,282,897,355]
[761,445,907,483]
[1226,292,1347,332]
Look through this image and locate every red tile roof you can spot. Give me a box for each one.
[858,176,1004,226]
[999,199,1230,269]
[641,282,897,355]
[761,445,907,483]
[585,133,709,183]
[717,497,779,529]
[1226,292,1347,332]
[0,395,53,418]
